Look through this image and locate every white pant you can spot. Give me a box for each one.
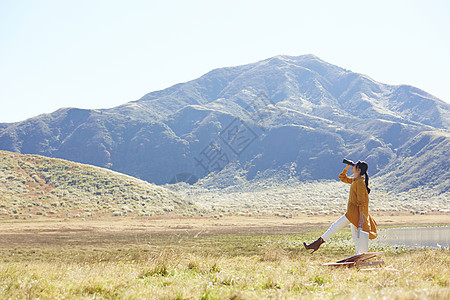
[321,215,369,254]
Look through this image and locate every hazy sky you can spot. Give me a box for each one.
[1,0,449,123]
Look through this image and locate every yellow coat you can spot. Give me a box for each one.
[339,168,378,239]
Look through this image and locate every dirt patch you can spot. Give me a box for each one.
[0,211,448,248]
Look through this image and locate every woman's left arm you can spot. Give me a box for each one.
[358,211,364,227]
[355,180,369,208]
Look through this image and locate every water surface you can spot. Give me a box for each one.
[376,226,449,248]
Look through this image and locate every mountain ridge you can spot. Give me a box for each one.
[0,54,448,193]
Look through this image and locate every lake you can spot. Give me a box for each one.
[375,226,450,248]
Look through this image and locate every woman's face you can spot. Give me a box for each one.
[351,165,360,175]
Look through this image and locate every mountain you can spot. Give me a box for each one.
[0,150,192,219]
[375,130,449,193]
[0,54,449,193]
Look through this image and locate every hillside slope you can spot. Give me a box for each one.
[375,130,450,193]
[0,151,193,219]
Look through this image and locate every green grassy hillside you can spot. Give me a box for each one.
[0,151,193,219]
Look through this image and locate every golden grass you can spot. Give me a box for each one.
[1,245,448,299]
[0,218,448,299]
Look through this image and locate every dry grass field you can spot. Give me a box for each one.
[0,214,448,299]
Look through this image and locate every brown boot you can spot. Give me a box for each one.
[303,237,325,254]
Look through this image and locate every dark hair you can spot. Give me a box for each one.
[355,160,371,194]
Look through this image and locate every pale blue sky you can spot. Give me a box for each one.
[1,0,449,123]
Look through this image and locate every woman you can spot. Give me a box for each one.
[303,160,377,254]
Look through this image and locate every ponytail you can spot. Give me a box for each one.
[355,160,371,194]
[364,172,371,194]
